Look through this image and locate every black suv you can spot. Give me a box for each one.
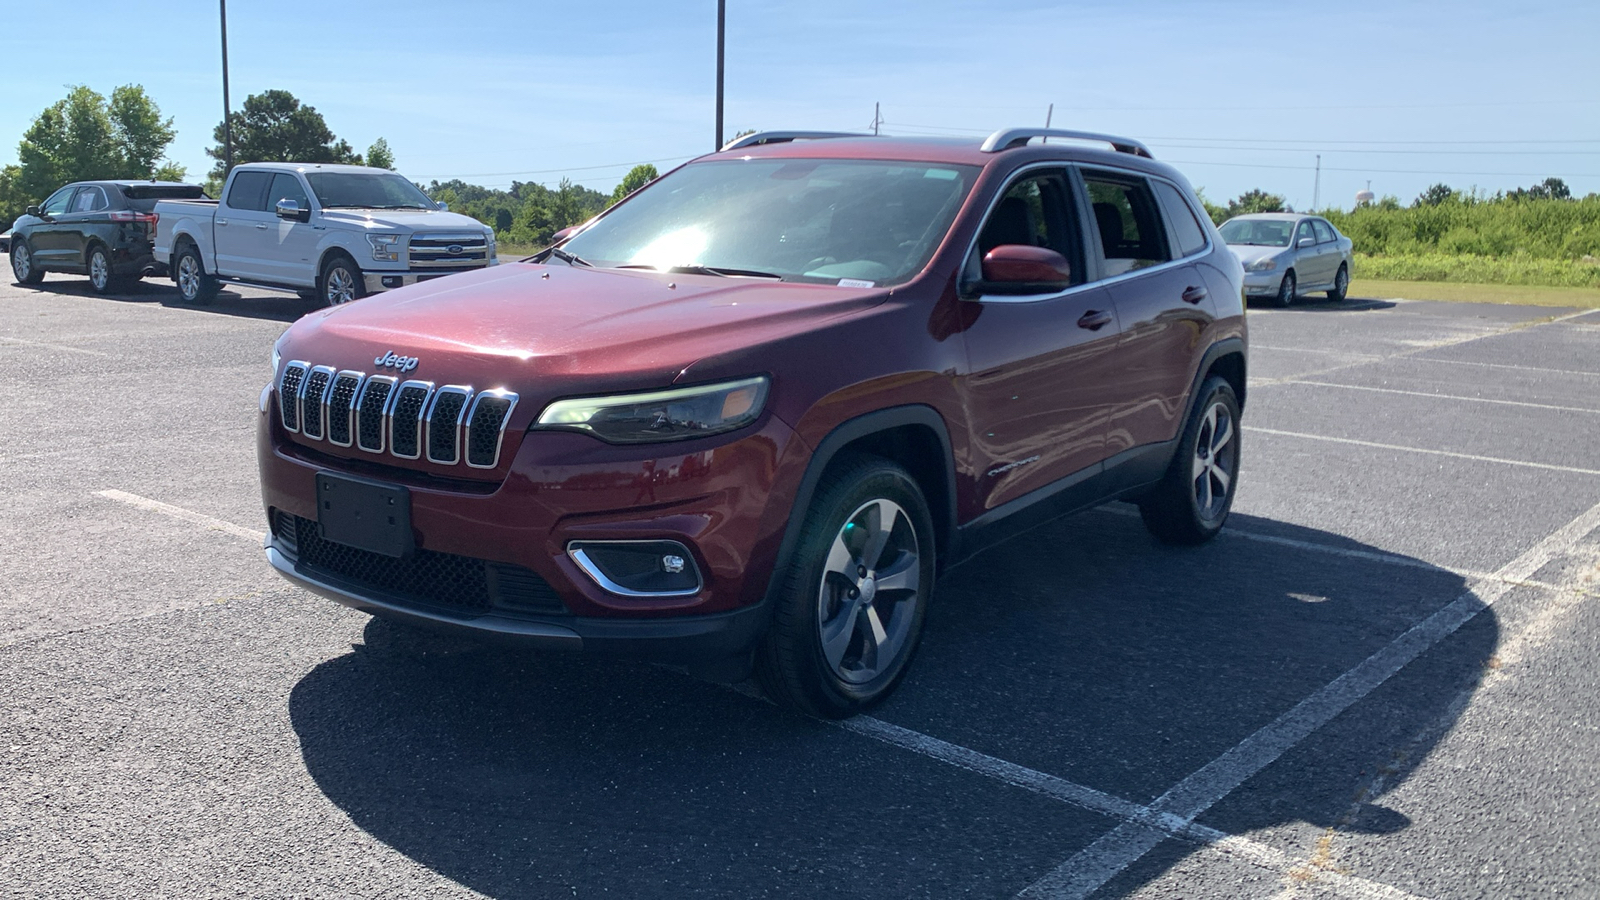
[8,180,206,293]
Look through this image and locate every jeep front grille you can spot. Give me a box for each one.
[409,233,491,270]
[277,361,517,469]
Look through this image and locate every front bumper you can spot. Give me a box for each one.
[363,259,499,293]
[266,544,770,661]
[1242,271,1282,295]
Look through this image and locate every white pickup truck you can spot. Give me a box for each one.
[153,162,497,306]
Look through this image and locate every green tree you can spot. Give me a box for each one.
[1225,189,1287,217]
[0,164,27,232]
[15,84,179,200]
[1508,177,1571,202]
[153,161,188,182]
[1414,183,1456,207]
[207,90,360,179]
[366,137,394,170]
[1193,187,1228,225]
[609,163,658,205]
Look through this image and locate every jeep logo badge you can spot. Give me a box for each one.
[374,351,420,373]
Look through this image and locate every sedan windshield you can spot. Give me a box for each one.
[1219,218,1293,247]
[558,158,980,286]
[306,172,435,210]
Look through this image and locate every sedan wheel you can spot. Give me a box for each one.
[1327,264,1349,302]
[1273,270,1296,308]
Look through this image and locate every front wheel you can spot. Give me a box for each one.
[1327,264,1349,302]
[756,456,936,719]
[11,240,44,285]
[1271,270,1296,308]
[319,256,365,306]
[1138,376,1242,545]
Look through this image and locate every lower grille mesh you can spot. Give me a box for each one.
[284,514,567,617]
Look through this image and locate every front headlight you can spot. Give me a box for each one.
[366,233,401,261]
[534,376,769,444]
[1244,257,1278,272]
[271,343,282,379]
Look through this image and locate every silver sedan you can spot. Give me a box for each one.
[1219,213,1353,306]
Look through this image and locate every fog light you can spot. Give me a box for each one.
[568,540,702,597]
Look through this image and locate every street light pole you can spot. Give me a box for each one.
[715,0,725,151]
[220,0,233,174]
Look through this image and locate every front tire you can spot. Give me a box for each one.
[1327,263,1349,301]
[1270,270,1296,308]
[756,456,936,719]
[1138,376,1242,546]
[174,243,218,305]
[11,240,44,285]
[319,255,365,306]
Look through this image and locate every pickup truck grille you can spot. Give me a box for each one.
[278,360,517,470]
[409,233,491,269]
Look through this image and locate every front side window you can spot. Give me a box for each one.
[41,187,76,216]
[1295,220,1316,246]
[1152,180,1207,258]
[970,171,1082,285]
[306,172,434,210]
[1312,219,1336,243]
[559,158,979,287]
[1082,172,1171,277]
[268,173,311,211]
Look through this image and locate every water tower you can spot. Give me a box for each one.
[1355,180,1375,206]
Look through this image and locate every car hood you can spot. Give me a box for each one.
[317,208,490,234]
[1227,244,1289,266]
[282,262,888,396]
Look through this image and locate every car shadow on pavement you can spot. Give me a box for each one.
[287,508,1492,898]
[9,278,314,323]
[1247,296,1398,313]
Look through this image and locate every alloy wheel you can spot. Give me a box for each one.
[1191,401,1237,519]
[90,251,108,291]
[177,254,201,299]
[12,245,29,280]
[815,497,922,685]
[325,267,357,304]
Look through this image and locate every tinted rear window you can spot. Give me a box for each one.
[1153,181,1208,258]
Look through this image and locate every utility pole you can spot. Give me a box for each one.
[1312,154,1321,211]
[220,0,233,174]
[872,102,882,136]
[714,0,725,150]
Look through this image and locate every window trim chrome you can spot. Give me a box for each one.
[424,385,474,465]
[464,389,519,470]
[567,541,704,598]
[387,380,435,461]
[355,375,397,454]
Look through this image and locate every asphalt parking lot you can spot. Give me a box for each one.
[2,272,1598,899]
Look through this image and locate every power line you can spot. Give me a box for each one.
[1165,158,1598,178]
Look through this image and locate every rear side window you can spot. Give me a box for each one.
[267,173,310,211]
[1152,181,1208,258]
[1312,219,1336,243]
[1082,172,1171,277]
[226,172,272,211]
[71,186,108,213]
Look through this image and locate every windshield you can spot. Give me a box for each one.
[1218,218,1293,248]
[559,158,980,286]
[306,172,435,209]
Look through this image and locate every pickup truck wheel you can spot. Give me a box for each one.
[755,455,935,719]
[1138,375,1241,545]
[11,240,44,285]
[319,256,364,306]
[175,244,218,305]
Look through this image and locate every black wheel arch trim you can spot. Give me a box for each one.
[762,405,958,610]
[1193,336,1247,410]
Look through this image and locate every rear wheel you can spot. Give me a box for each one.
[1327,264,1349,301]
[1138,376,1241,545]
[11,239,43,285]
[756,456,935,718]
[88,245,115,294]
[174,243,218,305]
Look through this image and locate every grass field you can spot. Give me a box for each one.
[1351,279,1600,309]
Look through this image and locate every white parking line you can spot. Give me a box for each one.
[1273,380,1600,415]
[1017,498,1600,899]
[0,335,113,357]
[1403,356,1600,379]
[1245,426,1600,477]
[95,490,265,541]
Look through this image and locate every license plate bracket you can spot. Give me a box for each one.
[315,472,413,558]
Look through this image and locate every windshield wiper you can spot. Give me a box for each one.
[617,264,783,280]
[546,247,593,267]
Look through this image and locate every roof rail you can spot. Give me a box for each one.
[980,128,1154,158]
[720,131,872,152]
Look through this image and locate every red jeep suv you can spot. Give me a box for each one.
[258,129,1247,717]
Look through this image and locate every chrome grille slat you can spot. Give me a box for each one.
[408,233,491,270]
[356,376,396,453]
[277,362,515,469]
[326,371,364,447]
[300,366,335,440]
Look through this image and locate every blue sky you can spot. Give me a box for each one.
[3,0,1597,210]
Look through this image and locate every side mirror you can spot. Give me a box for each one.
[436,201,449,211]
[25,205,41,217]
[968,245,1073,296]
[551,225,579,244]
[275,199,311,223]
[1297,237,1314,248]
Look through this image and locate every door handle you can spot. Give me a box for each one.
[217,219,228,226]
[256,223,269,230]
[1181,285,1208,304]
[1077,310,1114,331]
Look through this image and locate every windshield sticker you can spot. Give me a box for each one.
[838,278,876,288]
[924,168,959,180]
